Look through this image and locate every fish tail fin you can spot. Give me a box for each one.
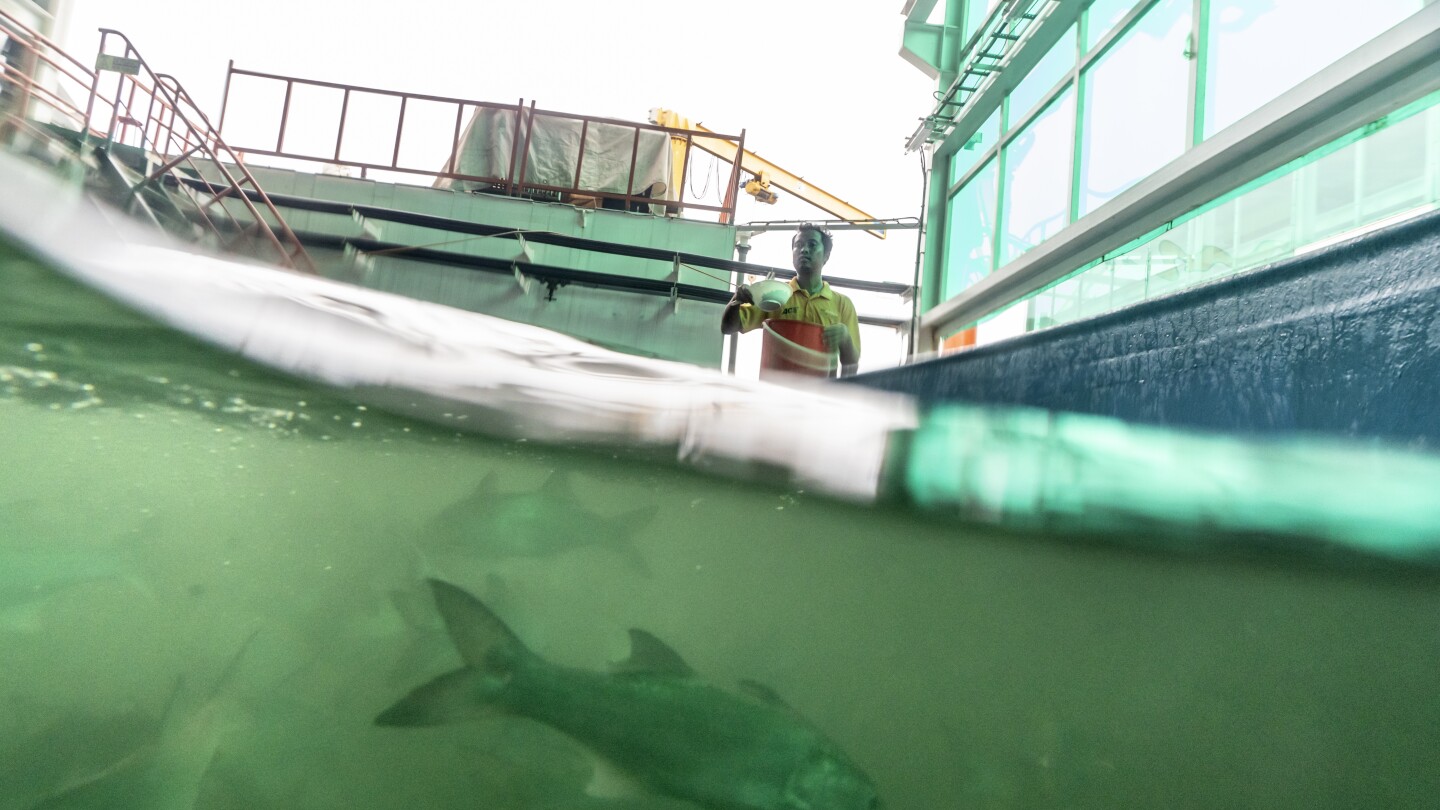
[375,579,532,728]
[427,578,532,671]
[374,668,485,726]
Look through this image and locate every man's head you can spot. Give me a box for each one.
[791,225,832,288]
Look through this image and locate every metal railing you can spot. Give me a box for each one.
[2,11,316,272]
[216,63,749,223]
[905,0,1057,152]
[81,30,314,272]
[0,7,104,146]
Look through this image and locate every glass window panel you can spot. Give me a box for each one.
[1109,252,1151,310]
[1236,173,1294,259]
[1204,0,1423,139]
[964,0,1001,42]
[1085,0,1141,52]
[1001,90,1075,265]
[943,158,999,299]
[1314,148,1356,217]
[949,107,1001,187]
[1030,287,1057,329]
[1359,118,1429,214]
[1007,24,1077,130]
[1048,275,1083,325]
[974,299,1028,345]
[1079,0,1192,215]
[1003,93,1439,335]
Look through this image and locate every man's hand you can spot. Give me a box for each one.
[721,284,755,335]
[823,323,860,376]
[821,323,850,352]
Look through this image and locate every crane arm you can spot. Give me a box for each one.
[651,108,886,239]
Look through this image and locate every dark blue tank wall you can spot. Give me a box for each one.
[851,210,1440,447]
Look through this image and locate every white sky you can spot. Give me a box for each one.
[58,0,936,372]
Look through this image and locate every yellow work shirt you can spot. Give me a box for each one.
[736,279,861,356]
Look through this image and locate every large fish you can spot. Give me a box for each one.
[15,631,255,810]
[0,550,150,632]
[423,472,656,575]
[376,580,882,810]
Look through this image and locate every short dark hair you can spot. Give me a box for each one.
[791,224,832,256]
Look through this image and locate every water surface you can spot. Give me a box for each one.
[2,240,1438,810]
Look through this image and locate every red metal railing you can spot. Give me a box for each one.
[0,7,107,145]
[216,63,748,224]
[83,30,314,272]
[1,11,313,273]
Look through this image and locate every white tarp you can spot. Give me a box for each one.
[436,107,672,203]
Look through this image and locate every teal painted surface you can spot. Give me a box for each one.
[234,166,734,366]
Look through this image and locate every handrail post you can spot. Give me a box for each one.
[217,59,234,135]
[445,102,464,174]
[391,95,407,168]
[677,132,693,217]
[624,126,640,208]
[572,119,589,193]
[277,79,292,153]
[334,87,350,161]
[504,98,524,195]
[513,100,538,198]
[720,129,746,225]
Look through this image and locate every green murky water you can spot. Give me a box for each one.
[2,242,1438,810]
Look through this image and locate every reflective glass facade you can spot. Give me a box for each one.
[922,0,1433,345]
[1078,0,1190,215]
[942,157,998,299]
[1006,24,1076,129]
[1001,90,1075,264]
[1204,0,1420,137]
[948,107,1000,189]
[1019,95,1440,332]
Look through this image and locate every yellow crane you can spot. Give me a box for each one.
[649,108,886,239]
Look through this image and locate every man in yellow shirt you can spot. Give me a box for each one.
[720,224,861,376]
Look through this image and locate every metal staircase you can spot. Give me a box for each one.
[905,0,1055,152]
[0,9,314,273]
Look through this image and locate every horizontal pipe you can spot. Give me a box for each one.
[296,232,908,328]
[169,175,910,295]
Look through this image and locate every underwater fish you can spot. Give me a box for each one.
[0,550,150,631]
[423,472,656,575]
[18,633,256,810]
[376,580,881,810]
[0,705,161,810]
[25,702,224,810]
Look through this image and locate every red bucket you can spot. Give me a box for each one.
[760,320,837,380]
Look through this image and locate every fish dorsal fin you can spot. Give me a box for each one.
[613,629,694,677]
[738,679,822,729]
[539,469,573,497]
[444,472,499,513]
[463,471,501,502]
[738,679,796,711]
